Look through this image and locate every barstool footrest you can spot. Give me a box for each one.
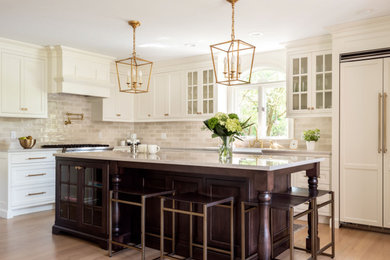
[192,242,232,255]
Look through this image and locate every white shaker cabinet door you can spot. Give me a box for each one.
[23,57,46,116]
[116,89,133,121]
[153,73,170,118]
[383,58,390,228]
[340,59,383,227]
[1,52,23,114]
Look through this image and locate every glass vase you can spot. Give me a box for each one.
[219,136,233,163]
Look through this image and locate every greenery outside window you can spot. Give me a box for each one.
[233,68,291,139]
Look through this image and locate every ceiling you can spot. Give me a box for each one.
[0,0,389,61]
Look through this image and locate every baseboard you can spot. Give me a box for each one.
[8,204,54,218]
[0,208,11,219]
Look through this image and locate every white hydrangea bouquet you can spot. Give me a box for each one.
[203,112,252,162]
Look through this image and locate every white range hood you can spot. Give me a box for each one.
[47,45,115,98]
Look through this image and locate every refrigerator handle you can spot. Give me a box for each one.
[384,93,388,153]
[379,93,382,153]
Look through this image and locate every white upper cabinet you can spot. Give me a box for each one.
[0,39,47,118]
[154,73,171,118]
[286,36,332,118]
[47,46,115,98]
[92,72,133,122]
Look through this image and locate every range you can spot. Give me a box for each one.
[41,144,112,153]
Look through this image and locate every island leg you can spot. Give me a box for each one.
[306,163,320,252]
[258,191,272,260]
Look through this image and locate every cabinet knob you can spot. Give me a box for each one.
[20,107,28,111]
[148,114,151,117]
[116,113,121,117]
[75,166,83,170]
[164,113,169,116]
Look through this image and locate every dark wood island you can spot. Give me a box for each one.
[52,149,323,260]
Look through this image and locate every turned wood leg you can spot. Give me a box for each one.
[258,191,272,260]
[306,176,319,252]
[112,173,121,236]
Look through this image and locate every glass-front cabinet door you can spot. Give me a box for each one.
[291,55,310,112]
[313,52,332,111]
[82,167,104,229]
[59,164,79,222]
[187,68,215,116]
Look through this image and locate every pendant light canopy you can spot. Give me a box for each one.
[116,20,153,94]
[210,0,256,86]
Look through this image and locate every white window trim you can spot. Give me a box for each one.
[230,80,294,140]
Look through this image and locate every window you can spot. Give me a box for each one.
[234,68,290,139]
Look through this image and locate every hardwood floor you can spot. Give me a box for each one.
[1,210,390,260]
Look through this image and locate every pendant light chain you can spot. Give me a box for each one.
[231,1,235,40]
[132,26,137,57]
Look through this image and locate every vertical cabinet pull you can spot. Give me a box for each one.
[384,93,388,153]
[379,93,383,153]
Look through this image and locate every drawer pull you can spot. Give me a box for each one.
[75,166,83,170]
[27,173,47,177]
[196,112,202,115]
[27,157,47,160]
[27,192,46,196]
[164,113,169,116]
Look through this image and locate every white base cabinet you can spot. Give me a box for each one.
[0,150,58,219]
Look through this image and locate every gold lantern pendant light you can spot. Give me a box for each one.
[116,20,153,94]
[210,0,256,86]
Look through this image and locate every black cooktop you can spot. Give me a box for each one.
[41,144,110,148]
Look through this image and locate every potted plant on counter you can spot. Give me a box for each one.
[303,129,320,151]
[203,112,253,162]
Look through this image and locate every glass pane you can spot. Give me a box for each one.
[70,167,78,185]
[209,70,213,82]
[209,85,213,98]
[85,168,93,186]
[203,100,207,113]
[203,85,208,99]
[83,207,92,224]
[264,87,288,137]
[301,57,308,74]
[60,203,68,218]
[293,77,299,92]
[193,101,198,113]
[93,210,102,227]
[292,94,299,110]
[203,70,207,83]
[237,88,258,136]
[325,92,332,108]
[209,100,213,113]
[293,59,299,75]
[316,74,323,90]
[188,101,192,114]
[316,92,323,109]
[188,72,192,85]
[61,166,69,183]
[325,73,332,90]
[193,86,197,99]
[95,189,102,207]
[69,204,78,221]
[193,72,198,84]
[188,87,192,99]
[69,185,77,202]
[61,184,68,200]
[301,76,307,92]
[84,187,93,205]
[316,55,323,72]
[94,169,102,187]
[325,54,332,71]
[301,94,307,109]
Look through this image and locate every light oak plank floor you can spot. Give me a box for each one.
[1,210,390,260]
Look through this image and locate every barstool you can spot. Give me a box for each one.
[109,188,175,260]
[160,192,234,260]
[283,187,335,259]
[241,194,316,260]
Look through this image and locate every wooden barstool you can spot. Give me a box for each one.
[160,192,234,260]
[241,194,316,260]
[283,187,335,259]
[108,188,175,260]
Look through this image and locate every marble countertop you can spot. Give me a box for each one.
[55,149,324,171]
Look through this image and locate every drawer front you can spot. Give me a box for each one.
[10,151,56,164]
[11,164,55,187]
[11,184,55,208]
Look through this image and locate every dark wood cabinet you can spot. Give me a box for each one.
[53,159,109,249]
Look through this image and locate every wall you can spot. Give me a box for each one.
[0,93,134,149]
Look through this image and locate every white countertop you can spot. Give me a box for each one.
[55,149,324,171]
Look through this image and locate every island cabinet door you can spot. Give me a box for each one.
[55,160,109,236]
[205,178,250,256]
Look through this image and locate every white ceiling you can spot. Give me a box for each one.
[0,0,389,61]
